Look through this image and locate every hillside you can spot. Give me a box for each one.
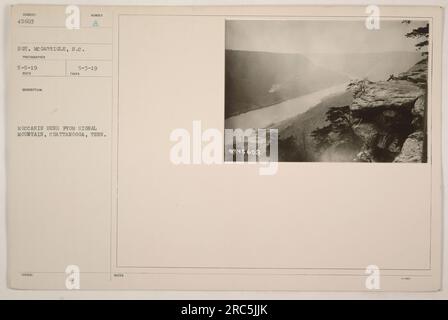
[225,50,349,118]
[273,91,354,161]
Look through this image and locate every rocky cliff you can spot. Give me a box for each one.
[348,59,428,162]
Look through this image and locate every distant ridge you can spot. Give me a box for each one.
[305,51,423,81]
[225,50,349,118]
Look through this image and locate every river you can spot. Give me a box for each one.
[225,82,349,129]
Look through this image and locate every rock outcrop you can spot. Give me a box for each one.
[394,59,428,86]
[394,131,425,162]
[350,81,424,111]
[349,59,427,162]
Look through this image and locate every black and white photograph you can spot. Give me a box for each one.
[225,19,429,162]
[3,2,445,299]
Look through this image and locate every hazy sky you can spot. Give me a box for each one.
[226,20,428,54]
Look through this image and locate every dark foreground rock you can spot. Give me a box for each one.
[394,131,425,162]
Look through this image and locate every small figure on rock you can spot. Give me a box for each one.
[387,74,396,81]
